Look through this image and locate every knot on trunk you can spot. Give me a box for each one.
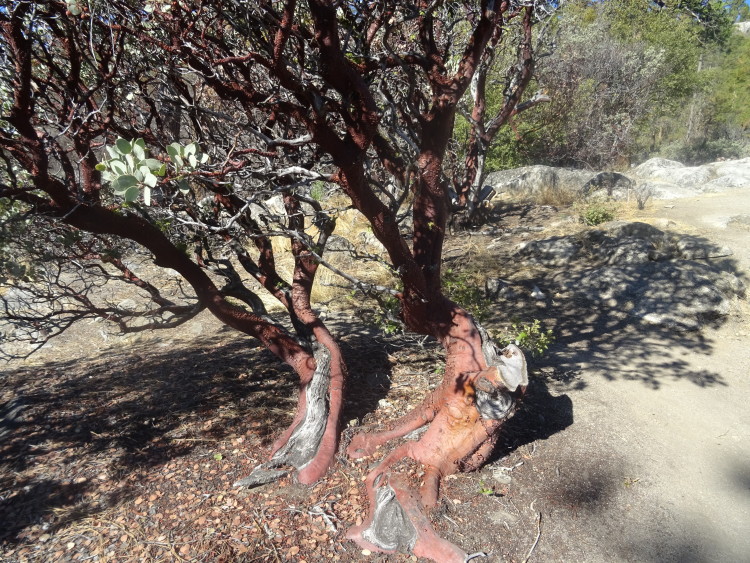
[474,377,516,420]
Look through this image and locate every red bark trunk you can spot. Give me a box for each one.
[347,304,528,560]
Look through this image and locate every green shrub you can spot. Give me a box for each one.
[580,203,616,226]
[496,318,555,358]
[310,181,327,201]
[659,138,749,165]
[443,268,491,323]
[371,294,403,335]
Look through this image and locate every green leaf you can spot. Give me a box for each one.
[134,138,146,150]
[134,168,144,182]
[106,146,120,160]
[188,154,197,168]
[112,174,138,193]
[144,172,157,188]
[116,138,132,155]
[132,143,145,161]
[200,153,209,164]
[155,164,167,177]
[95,162,107,172]
[177,179,190,194]
[167,144,184,169]
[143,158,162,171]
[143,186,152,206]
[213,453,223,461]
[184,142,197,157]
[110,159,127,175]
[123,186,140,203]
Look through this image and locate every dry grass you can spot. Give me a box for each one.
[242,199,397,308]
[532,185,580,207]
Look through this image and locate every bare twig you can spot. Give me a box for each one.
[522,502,543,563]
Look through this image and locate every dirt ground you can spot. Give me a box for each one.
[1,189,749,563]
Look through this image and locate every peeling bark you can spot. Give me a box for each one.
[234,342,332,487]
[263,324,347,486]
[346,474,467,563]
[347,311,528,561]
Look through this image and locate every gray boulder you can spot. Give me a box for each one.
[556,261,744,330]
[486,165,592,202]
[515,237,582,267]
[581,172,633,197]
[485,156,750,205]
[631,157,750,199]
[517,221,744,329]
[632,158,685,178]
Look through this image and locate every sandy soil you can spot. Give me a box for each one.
[520,189,750,562]
[1,190,748,563]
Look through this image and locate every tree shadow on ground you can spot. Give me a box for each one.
[483,228,747,391]
[331,319,397,423]
[0,319,394,545]
[459,201,747,392]
[535,306,728,390]
[491,375,574,462]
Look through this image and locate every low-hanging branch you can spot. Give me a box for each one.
[0,2,556,560]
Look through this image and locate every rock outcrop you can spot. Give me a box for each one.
[514,221,744,330]
[485,165,592,202]
[485,157,750,203]
[632,157,750,199]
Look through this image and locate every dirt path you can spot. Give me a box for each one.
[522,190,750,562]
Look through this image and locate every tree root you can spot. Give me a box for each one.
[346,474,467,563]
[347,317,528,562]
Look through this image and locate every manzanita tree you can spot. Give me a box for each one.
[1,1,552,560]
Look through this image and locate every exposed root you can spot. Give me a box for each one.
[346,474,467,563]
[346,315,529,562]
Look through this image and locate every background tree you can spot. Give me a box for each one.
[0,1,550,559]
[472,0,750,171]
[450,4,554,220]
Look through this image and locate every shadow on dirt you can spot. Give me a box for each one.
[0,320,394,545]
[619,522,723,563]
[471,210,747,390]
[536,306,728,390]
[726,457,750,499]
[493,377,574,461]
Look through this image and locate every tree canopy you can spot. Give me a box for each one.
[1,1,551,559]
[3,1,746,558]
[468,0,750,170]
